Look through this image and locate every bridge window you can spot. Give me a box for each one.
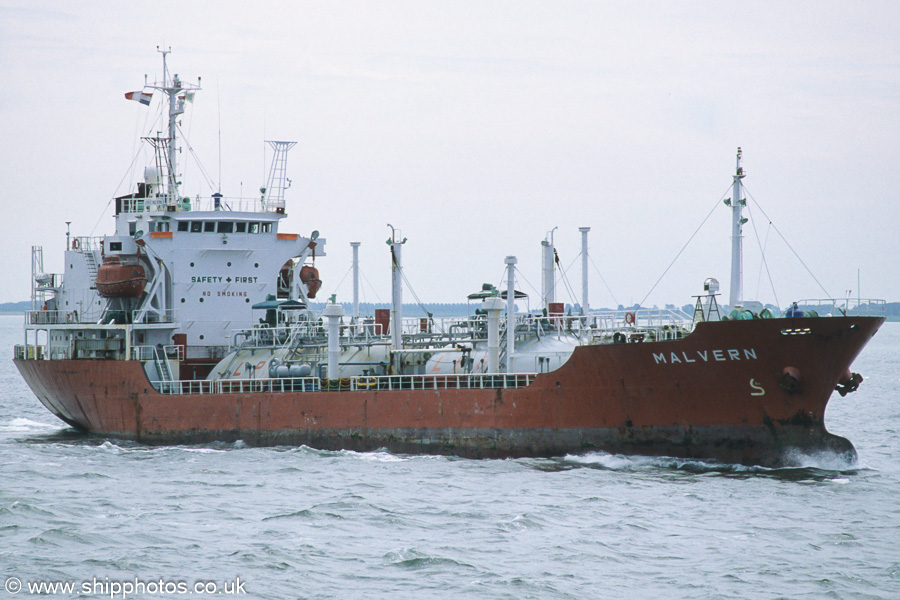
[217,222,234,234]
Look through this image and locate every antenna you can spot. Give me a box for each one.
[217,77,221,193]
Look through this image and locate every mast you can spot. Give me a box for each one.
[147,47,201,202]
[728,148,746,308]
[264,141,297,213]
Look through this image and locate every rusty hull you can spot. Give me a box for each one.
[14,316,883,466]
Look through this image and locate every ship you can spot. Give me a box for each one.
[13,50,885,467]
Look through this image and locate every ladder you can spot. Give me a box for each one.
[153,347,175,392]
[82,245,99,281]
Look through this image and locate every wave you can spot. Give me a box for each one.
[335,448,408,462]
[560,450,862,480]
[383,548,477,571]
[0,417,64,434]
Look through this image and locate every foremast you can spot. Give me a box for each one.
[728,147,746,308]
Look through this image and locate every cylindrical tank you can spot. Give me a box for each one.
[290,364,312,378]
[424,335,580,375]
[209,344,391,381]
[425,350,489,374]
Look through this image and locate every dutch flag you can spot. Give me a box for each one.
[124,91,152,106]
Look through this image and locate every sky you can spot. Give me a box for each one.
[2,1,898,310]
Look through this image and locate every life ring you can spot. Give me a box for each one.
[625,311,635,325]
[66,312,74,324]
[72,238,80,250]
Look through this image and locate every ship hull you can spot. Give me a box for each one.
[14,316,882,466]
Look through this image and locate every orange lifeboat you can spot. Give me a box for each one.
[299,265,322,299]
[95,256,147,298]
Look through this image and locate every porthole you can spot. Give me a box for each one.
[254,263,259,268]
[180,298,185,303]
[190,262,195,267]
[199,298,204,303]
[227,262,232,267]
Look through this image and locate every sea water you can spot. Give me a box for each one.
[1,314,898,599]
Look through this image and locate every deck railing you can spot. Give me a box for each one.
[119,195,281,214]
[794,298,886,317]
[153,372,537,395]
[24,308,178,327]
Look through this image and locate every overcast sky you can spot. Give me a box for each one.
[2,1,898,310]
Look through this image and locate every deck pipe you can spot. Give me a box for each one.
[323,301,345,378]
[351,242,360,324]
[541,229,556,311]
[579,226,590,314]
[505,255,517,373]
[483,296,505,373]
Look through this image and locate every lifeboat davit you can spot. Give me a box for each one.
[95,256,147,298]
[299,265,322,299]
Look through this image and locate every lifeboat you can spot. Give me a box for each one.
[299,265,322,299]
[95,256,147,298]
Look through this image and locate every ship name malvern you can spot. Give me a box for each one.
[653,348,757,365]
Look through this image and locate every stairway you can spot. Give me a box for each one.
[82,246,99,281]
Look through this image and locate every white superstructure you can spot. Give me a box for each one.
[25,49,325,372]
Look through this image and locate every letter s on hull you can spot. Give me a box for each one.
[749,378,765,396]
